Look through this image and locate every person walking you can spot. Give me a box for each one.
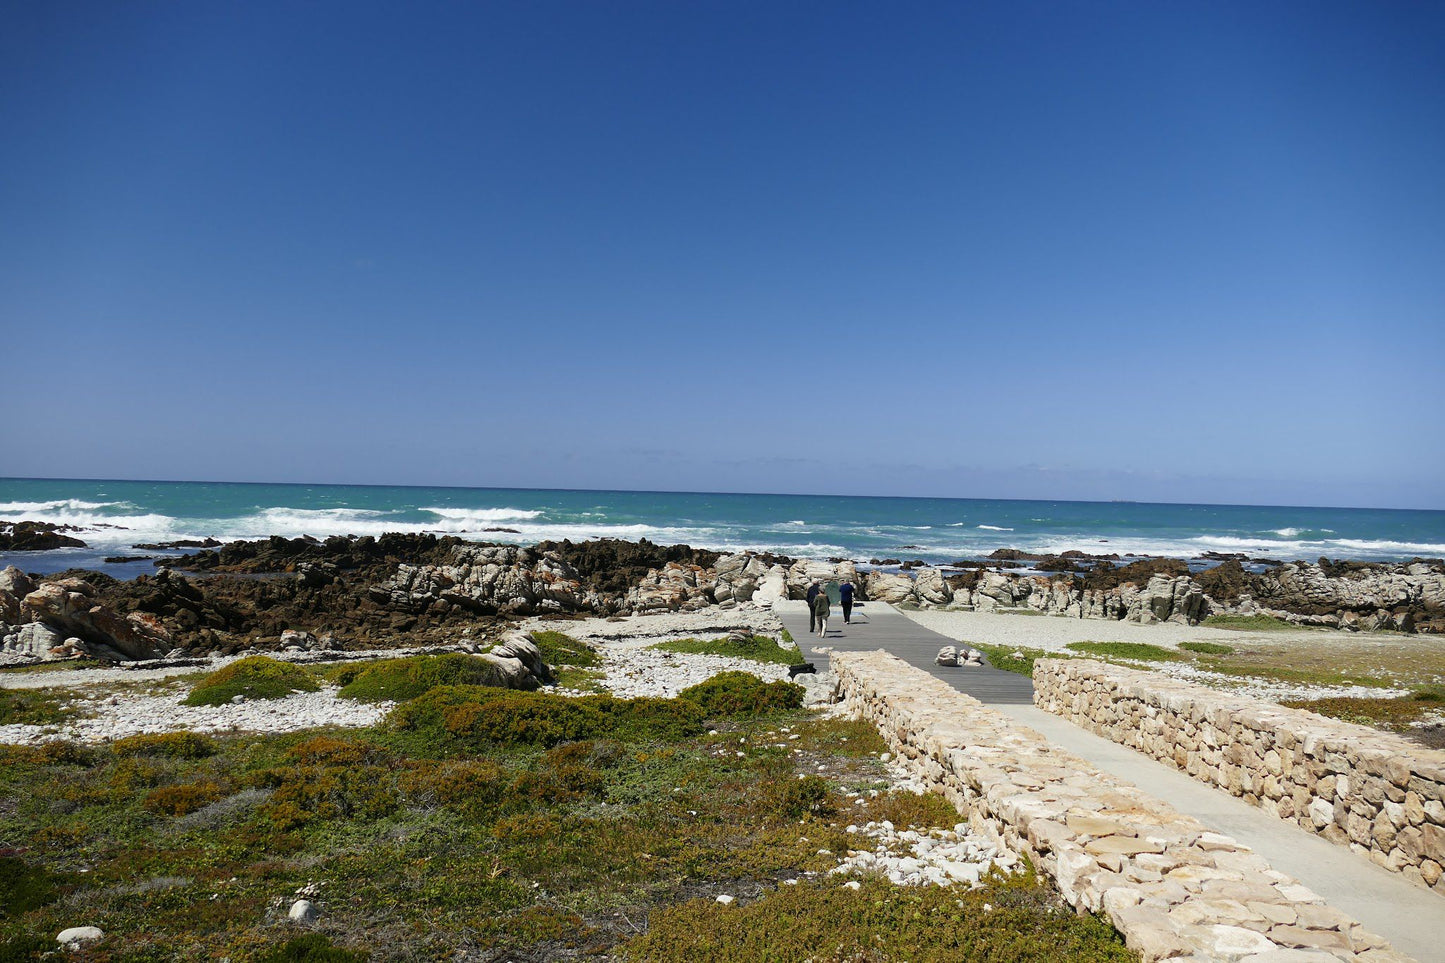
[805,581,821,634]
[839,579,855,624]
[812,585,831,638]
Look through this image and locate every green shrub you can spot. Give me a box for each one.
[255,934,367,962]
[254,736,401,829]
[0,856,61,918]
[0,934,55,962]
[678,672,803,717]
[530,630,598,667]
[143,779,227,816]
[386,687,706,753]
[622,875,1133,962]
[337,654,511,702]
[968,642,1053,677]
[0,688,70,726]
[1179,641,1234,655]
[111,731,217,759]
[775,775,835,818]
[1065,642,1182,661]
[652,635,804,666]
[184,656,320,706]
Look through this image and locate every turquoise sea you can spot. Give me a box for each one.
[2,477,1444,577]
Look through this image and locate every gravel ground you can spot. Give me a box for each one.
[0,685,391,745]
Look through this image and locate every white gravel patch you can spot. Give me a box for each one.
[0,685,391,745]
[525,608,786,650]
[591,646,790,699]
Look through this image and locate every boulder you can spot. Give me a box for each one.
[0,566,35,623]
[864,571,915,605]
[913,568,953,606]
[489,633,553,686]
[21,579,169,660]
[2,622,65,659]
[56,927,104,949]
[753,564,788,607]
[936,646,959,667]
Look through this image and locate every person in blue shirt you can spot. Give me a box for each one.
[839,580,855,624]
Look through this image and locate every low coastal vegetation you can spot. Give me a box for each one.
[528,630,600,667]
[651,634,804,666]
[1201,614,1299,631]
[184,656,321,706]
[1282,687,1445,732]
[1064,642,1183,662]
[0,688,74,726]
[330,653,514,702]
[0,678,1130,960]
[1178,641,1234,655]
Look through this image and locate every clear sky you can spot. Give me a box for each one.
[3,1,1442,509]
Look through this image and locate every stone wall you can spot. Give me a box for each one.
[1033,659,1445,896]
[833,650,1413,962]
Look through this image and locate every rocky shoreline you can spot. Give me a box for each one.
[2,533,1443,667]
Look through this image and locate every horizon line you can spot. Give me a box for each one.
[2,474,1441,516]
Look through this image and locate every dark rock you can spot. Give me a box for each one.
[103,555,158,563]
[533,538,720,596]
[0,521,87,551]
[1194,559,1250,604]
[133,538,222,550]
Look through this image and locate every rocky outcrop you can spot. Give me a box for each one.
[865,556,1445,632]
[371,544,613,617]
[0,521,87,551]
[18,578,170,660]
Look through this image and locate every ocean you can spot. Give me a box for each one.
[3,477,1444,578]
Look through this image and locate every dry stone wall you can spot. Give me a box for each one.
[1033,659,1445,896]
[833,650,1413,962]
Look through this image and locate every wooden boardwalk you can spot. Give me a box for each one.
[774,599,1036,705]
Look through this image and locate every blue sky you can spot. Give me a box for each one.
[2,1,1442,508]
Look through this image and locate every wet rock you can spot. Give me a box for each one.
[0,521,87,551]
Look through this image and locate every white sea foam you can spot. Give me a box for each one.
[976,525,1014,532]
[785,520,806,526]
[0,499,135,514]
[1272,528,1302,538]
[420,506,544,523]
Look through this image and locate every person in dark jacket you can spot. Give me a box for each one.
[839,580,855,624]
[805,582,821,633]
[812,586,831,637]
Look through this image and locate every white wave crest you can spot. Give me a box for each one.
[1271,528,1302,538]
[977,524,1014,532]
[421,506,544,523]
[0,499,134,514]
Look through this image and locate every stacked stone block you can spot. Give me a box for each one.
[1033,659,1445,895]
[833,650,1413,962]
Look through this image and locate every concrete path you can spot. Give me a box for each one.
[774,599,1035,704]
[774,599,1445,961]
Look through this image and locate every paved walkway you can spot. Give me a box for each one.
[774,599,1444,962]
[774,599,1035,704]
